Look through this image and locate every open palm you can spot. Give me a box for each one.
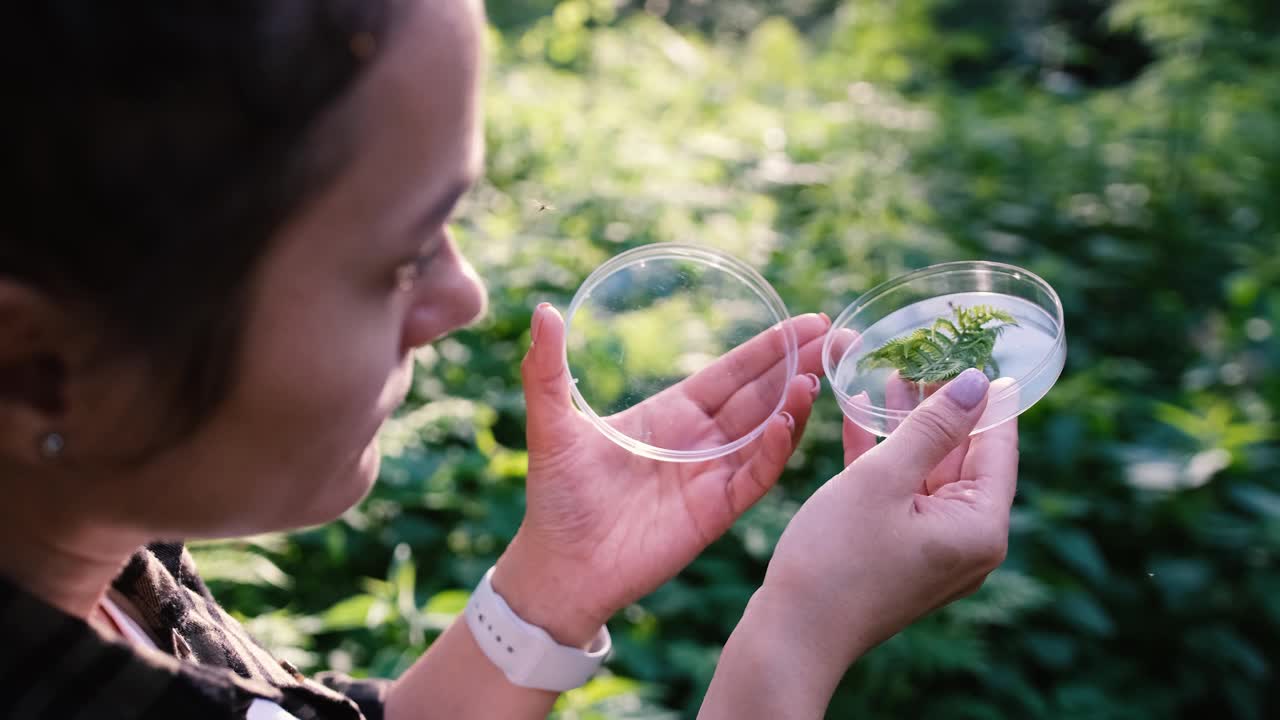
[507,304,830,625]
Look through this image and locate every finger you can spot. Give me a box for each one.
[925,439,970,495]
[843,408,877,466]
[826,327,862,372]
[687,375,816,524]
[934,379,1015,494]
[521,303,578,449]
[780,373,820,449]
[678,313,830,417]
[884,371,916,433]
[700,332,824,441]
[959,409,1020,511]
[915,374,960,496]
[884,371,915,411]
[862,368,991,496]
[723,411,797,516]
[796,326,827,378]
[978,376,1021,430]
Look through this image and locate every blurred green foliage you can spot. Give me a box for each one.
[196,0,1280,717]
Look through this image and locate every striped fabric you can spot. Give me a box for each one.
[0,543,390,720]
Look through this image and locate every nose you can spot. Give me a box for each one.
[401,232,488,352]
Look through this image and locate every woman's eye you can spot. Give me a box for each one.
[394,250,437,291]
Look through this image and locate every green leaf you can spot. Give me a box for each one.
[188,547,291,589]
[557,675,643,709]
[1053,591,1114,637]
[857,303,1018,382]
[946,570,1053,625]
[1044,528,1110,584]
[1147,557,1213,610]
[1187,627,1270,680]
[1228,484,1280,518]
[421,589,471,632]
[322,594,386,632]
[423,589,470,615]
[1023,631,1078,670]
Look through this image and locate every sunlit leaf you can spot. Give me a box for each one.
[321,594,386,632]
[189,547,291,589]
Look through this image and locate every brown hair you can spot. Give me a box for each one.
[0,2,396,442]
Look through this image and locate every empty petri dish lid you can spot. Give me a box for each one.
[563,243,799,463]
[823,261,1066,437]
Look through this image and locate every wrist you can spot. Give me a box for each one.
[702,587,857,719]
[748,582,874,672]
[490,540,612,648]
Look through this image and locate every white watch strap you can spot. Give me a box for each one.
[465,567,611,692]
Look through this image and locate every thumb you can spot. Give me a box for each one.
[865,368,991,495]
[521,303,578,449]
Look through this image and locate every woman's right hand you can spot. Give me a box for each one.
[761,368,1019,669]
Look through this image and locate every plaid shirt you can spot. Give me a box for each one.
[0,542,391,720]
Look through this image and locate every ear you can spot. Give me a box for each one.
[0,280,72,463]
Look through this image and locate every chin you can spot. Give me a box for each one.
[350,440,384,501]
[290,440,383,529]
[188,440,385,540]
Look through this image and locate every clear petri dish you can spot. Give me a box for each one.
[563,243,799,462]
[823,261,1066,437]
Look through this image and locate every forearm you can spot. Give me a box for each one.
[698,587,865,720]
[385,544,609,720]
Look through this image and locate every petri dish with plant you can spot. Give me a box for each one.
[822,261,1066,437]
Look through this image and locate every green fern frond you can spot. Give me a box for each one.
[857,303,1019,383]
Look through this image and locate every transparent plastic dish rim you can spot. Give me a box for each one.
[821,260,1066,425]
[563,243,800,463]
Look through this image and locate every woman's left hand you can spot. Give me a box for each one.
[491,303,829,646]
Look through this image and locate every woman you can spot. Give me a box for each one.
[0,1,1018,718]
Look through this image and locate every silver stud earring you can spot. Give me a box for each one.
[39,432,65,460]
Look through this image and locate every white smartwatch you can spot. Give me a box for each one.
[465,567,611,692]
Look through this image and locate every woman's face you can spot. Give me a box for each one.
[83,0,489,537]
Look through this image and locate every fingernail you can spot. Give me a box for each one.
[944,368,989,410]
[805,373,821,397]
[819,312,831,325]
[531,303,550,344]
[780,412,795,431]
